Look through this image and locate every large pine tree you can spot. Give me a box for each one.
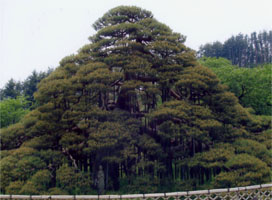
[1,6,270,194]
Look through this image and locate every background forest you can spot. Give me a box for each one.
[0,6,271,195]
[198,30,272,67]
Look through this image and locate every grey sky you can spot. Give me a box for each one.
[0,0,271,88]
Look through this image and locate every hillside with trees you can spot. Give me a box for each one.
[198,31,272,67]
[0,6,271,195]
[199,57,272,116]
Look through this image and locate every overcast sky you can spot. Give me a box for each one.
[0,0,271,88]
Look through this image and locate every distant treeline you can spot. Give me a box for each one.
[198,30,272,67]
[0,69,53,128]
[0,68,53,104]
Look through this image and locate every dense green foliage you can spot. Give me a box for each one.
[0,96,30,128]
[199,57,272,115]
[198,31,272,67]
[0,6,271,195]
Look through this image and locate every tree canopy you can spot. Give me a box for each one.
[0,6,271,194]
